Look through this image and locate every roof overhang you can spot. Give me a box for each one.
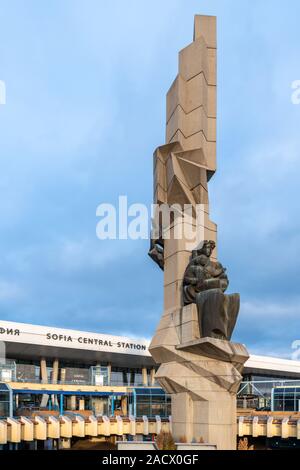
[0,319,154,368]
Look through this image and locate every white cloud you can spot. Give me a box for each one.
[241,299,300,319]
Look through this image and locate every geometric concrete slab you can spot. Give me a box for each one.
[176,337,249,365]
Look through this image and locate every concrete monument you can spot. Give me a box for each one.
[149,15,249,450]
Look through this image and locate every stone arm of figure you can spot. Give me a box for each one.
[184,267,207,292]
[203,278,222,290]
[148,239,164,270]
[220,277,229,292]
[205,262,226,278]
[183,274,199,286]
[212,267,225,277]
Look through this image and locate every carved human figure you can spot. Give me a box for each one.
[183,240,240,341]
[148,238,164,270]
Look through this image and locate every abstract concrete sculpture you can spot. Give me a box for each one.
[149,15,249,450]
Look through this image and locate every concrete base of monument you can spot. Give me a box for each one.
[170,391,237,450]
[116,441,158,451]
[176,442,217,451]
[149,304,249,450]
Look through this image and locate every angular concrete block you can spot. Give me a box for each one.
[194,15,217,48]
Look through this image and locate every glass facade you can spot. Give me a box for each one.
[129,388,171,418]
[272,387,300,412]
[111,368,144,386]
[0,383,12,418]
[0,360,16,383]
[90,365,109,386]
[10,359,152,387]
[238,374,300,410]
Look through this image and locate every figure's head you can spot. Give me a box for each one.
[192,240,215,259]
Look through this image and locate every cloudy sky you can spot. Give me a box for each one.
[0,0,300,358]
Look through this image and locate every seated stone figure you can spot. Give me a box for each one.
[183,240,239,341]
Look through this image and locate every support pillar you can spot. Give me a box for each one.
[142,367,148,386]
[52,359,59,408]
[79,399,85,411]
[107,363,111,385]
[150,368,156,387]
[59,438,71,449]
[121,396,128,416]
[40,358,47,384]
[59,394,64,415]
[40,358,49,408]
[70,395,76,411]
[52,359,59,384]
[60,368,66,384]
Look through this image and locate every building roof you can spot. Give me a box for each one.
[244,354,300,378]
[1,319,300,377]
[0,320,153,367]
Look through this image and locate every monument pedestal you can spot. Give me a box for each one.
[149,305,249,450]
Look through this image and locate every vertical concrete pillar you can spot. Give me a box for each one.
[60,368,66,384]
[121,396,128,416]
[107,363,111,385]
[52,359,59,384]
[150,368,156,386]
[79,399,85,411]
[52,359,59,408]
[59,438,71,449]
[40,358,47,383]
[70,395,76,411]
[40,358,49,408]
[142,367,148,386]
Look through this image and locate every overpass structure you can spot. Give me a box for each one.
[237,411,300,449]
[0,414,170,449]
[2,411,300,450]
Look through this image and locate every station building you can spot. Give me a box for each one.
[1,320,300,418]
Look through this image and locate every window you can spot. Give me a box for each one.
[0,383,11,418]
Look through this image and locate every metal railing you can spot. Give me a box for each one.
[237,379,300,411]
[238,379,300,397]
[10,377,160,388]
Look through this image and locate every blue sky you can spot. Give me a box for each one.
[0,0,300,358]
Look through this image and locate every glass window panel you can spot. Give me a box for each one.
[284,399,295,411]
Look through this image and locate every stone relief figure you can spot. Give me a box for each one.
[183,240,239,341]
[148,238,164,270]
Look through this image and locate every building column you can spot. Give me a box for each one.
[52,359,59,384]
[40,358,47,384]
[79,399,85,411]
[60,368,66,384]
[52,359,59,408]
[107,363,111,385]
[40,358,49,408]
[142,367,148,386]
[150,368,156,386]
[70,395,76,411]
[121,396,127,416]
[59,438,71,449]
